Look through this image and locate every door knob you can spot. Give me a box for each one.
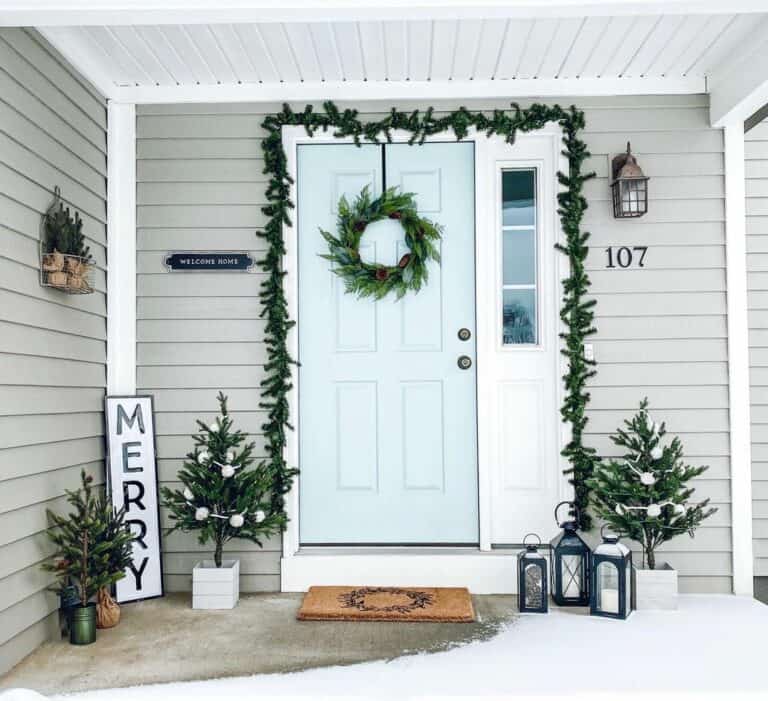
[457,328,472,341]
[457,355,472,370]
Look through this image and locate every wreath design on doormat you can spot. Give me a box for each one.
[319,186,442,300]
[338,587,435,613]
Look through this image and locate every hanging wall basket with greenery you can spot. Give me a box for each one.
[40,187,95,295]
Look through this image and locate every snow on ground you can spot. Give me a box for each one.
[4,595,767,700]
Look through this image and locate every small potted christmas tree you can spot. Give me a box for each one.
[43,471,136,644]
[161,392,285,609]
[587,399,716,610]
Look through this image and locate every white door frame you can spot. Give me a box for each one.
[281,123,570,591]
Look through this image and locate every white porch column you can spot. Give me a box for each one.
[724,120,754,596]
[106,101,137,395]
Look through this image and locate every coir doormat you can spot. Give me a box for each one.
[297,586,475,622]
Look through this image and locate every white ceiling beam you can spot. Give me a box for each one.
[112,75,705,104]
[3,1,768,26]
[709,19,768,127]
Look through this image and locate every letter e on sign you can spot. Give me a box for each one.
[105,396,163,602]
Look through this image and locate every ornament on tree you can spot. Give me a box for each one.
[161,392,286,568]
[195,507,210,521]
[587,398,716,570]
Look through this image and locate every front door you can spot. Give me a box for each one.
[297,141,478,544]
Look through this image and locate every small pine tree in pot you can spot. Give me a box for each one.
[43,471,136,644]
[587,399,716,610]
[161,392,285,609]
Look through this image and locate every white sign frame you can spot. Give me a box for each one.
[105,395,164,602]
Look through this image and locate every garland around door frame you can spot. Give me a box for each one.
[259,101,598,530]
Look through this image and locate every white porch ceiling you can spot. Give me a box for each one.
[41,14,763,90]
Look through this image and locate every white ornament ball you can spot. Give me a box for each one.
[229,513,245,528]
[614,503,625,515]
[195,506,210,521]
[226,450,235,464]
[183,487,194,501]
[673,503,686,515]
[640,472,656,486]
[255,510,266,523]
[221,464,235,478]
[197,450,210,465]
[647,503,662,518]
[650,446,663,461]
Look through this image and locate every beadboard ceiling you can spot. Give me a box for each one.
[40,14,765,88]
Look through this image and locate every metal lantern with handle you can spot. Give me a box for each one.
[517,533,548,613]
[550,501,591,606]
[590,526,633,620]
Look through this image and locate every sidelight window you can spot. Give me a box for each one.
[501,169,538,345]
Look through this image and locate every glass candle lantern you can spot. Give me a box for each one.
[517,533,548,613]
[550,501,591,606]
[590,526,633,620]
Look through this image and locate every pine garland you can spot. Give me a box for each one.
[260,101,597,529]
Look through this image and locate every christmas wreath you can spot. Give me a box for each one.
[319,186,442,300]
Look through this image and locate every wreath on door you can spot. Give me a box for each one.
[319,186,442,300]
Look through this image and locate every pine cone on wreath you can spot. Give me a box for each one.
[398,254,411,268]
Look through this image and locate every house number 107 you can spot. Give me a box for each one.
[605,246,648,269]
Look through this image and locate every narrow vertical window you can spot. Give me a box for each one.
[501,169,537,345]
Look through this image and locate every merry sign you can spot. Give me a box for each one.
[106,396,163,602]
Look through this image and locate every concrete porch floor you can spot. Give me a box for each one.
[0,593,517,696]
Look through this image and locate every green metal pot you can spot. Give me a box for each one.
[69,603,97,645]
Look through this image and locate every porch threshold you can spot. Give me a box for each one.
[281,548,519,594]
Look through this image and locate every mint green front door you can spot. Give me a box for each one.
[298,142,478,544]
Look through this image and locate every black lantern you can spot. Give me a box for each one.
[590,526,633,620]
[550,501,591,606]
[611,142,648,218]
[517,533,548,613]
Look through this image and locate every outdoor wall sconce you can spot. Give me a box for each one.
[611,142,648,218]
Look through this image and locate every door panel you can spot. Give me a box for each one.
[298,142,478,544]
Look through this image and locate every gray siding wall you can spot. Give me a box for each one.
[136,105,280,593]
[747,117,768,581]
[137,93,729,594]
[0,29,107,675]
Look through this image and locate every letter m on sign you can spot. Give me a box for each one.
[117,403,145,435]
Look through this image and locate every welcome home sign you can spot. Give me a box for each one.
[105,396,163,602]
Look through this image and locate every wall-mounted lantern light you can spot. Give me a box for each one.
[611,142,648,218]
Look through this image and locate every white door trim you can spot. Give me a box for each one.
[281,124,568,592]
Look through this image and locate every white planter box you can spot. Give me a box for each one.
[192,559,240,610]
[632,562,678,611]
